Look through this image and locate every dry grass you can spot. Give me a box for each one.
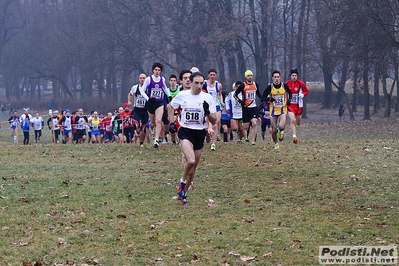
[0,116,398,265]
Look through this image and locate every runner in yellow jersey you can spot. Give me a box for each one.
[262,70,292,150]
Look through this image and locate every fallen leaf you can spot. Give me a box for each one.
[240,255,256,262]
[191,254,200,263]
[13,242,29,246]
[241,217,254,223]
[228,251,240,256]
[263,252,272,258]
[116,214,127,219]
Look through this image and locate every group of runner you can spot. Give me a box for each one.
[7,65,308,151]
[7,64,308,206]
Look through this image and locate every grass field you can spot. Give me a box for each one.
[0,116,398,265]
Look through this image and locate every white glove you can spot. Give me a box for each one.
[298,93,304,99]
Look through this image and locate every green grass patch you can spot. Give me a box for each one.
[0,117,398,265]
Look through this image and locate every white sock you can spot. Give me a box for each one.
[293,134,296,138]
[180,178,186,184]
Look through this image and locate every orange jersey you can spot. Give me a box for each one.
[242,82,258,108]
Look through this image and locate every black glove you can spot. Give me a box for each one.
[167,96,173,103]
[266,97,275,102]
[169,122,177,133]
[203,101,210,116]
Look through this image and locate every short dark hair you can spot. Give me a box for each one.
[208,68,217,74]
[190,72,205,82]
[169,74,177,80]
[152,62,163,72]
[179,70,192,81]
[272,70,280,77]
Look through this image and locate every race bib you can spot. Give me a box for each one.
[135,98,146,108]
[150,88,163,99]
[234,100,241,109]
[246,90,255,100]
[183,108,202,125]
[291,94,298,104]
[273,95,284,107]
[106,125,112,131]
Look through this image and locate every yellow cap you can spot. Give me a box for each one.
[244,70,253,77]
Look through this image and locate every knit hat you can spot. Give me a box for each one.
[244,70,253,78]
[123,102,129,109]
[291,68,298,75]
[190,67,200,73]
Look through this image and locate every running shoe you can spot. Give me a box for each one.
[177,182,188,205]
[293,137,298,144]
[278,131,284,141]
[153,139,159,148]
[274,143,280,150]
[177,182,186,199]
[179,197,188,206]
[244,138,249,142]
[217,135,221,141]
[237,140,242,144]
[211,143,216,151]
[188,182,194,191]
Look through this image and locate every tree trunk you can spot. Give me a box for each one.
[37,80,42,101]
[362,62,371,120]
[334,56,349,108]
[321,54,333,109]
[120,68,130,104]
[301,0,311,119]
[352,63,359,113]
[395,58,399,112]
[235,39,246,82]
[373,65,380,114]
[249,0,261,79]
[259,0,269,89]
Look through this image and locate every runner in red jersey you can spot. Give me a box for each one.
[101,112,114,143]
[118,103,138,143]
[285,68,309,144]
